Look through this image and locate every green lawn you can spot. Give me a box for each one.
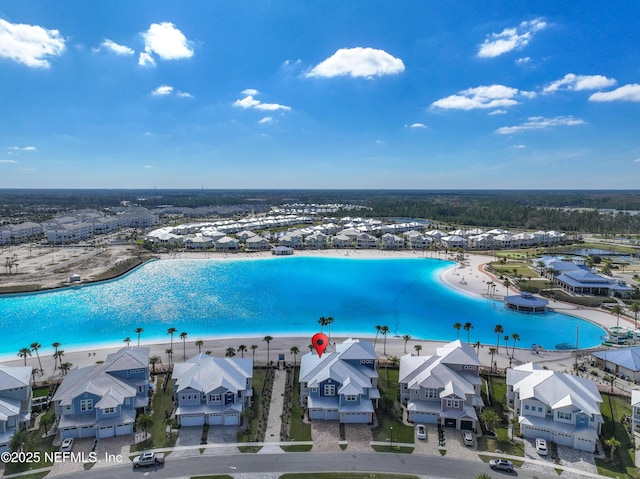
[130,376,177,452]
[238,368,267,444]
[288,368,311,442]
[596,394,635,478]
[372,367,414,445]
[478,376,524,457]
[3,409,58,475]
[32,385,51,398]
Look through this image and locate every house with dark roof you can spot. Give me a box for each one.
[171,354,253,427]
[299,339,379,423]
[0,365,32,454]
[52,347,149,440]
[399,340,483,430]
[507,362,602,452]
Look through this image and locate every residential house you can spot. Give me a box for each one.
[0,365,32,454]
[172,354,253,427]
[245,235,271,252]
[52,347,149,440]
[331,234,353,248]
[214,236,240,252]
[305,231,329,249]
[399,340,483,430]
[299,339,380,423]
[403,230,432,250]
[440,235,467,250]
[356,233,378,249]
[381,233,405,250]
[506,362,603,452]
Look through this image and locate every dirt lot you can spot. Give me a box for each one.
[0,241,154,293]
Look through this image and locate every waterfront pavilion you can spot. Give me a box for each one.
[505,292,549,313]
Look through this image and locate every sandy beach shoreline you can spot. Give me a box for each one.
[0,248,627,380]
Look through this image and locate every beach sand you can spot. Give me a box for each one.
[1,248,629,380]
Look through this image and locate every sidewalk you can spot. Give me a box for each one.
[259,368,287,454]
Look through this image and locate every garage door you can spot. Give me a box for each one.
[415,412,438,424]
[80,426,95,438]
[444,418,457,428]
[116,424,132,436]
[180,414,205,426]
[208,413,223,425]
[309,409,324,420]
[61,428,77,440]
[554,431,573,447]
[325,409,339,421]
[224,413,239,426]
[460,420,473,430]
[98,426,114,438]
[343,412,368,424]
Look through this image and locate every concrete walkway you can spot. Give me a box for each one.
[259,368,287,453]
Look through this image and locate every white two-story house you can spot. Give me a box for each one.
[507,363,603,452]
[399,340,483,431]
[172,355,253,427]
[52,347,149,440]
[299,339,380,424]
[0,365,33,453]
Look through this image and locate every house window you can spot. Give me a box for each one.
[80,399,93,412]
[103,407,115,414]
[524,404,530,410]
[538,407,543,412]
[311,388,318,393]
[445,399,460,408]
[425,388,438,399]
[557,411,572,420]
[346,395,358,401]
[324,384,336,396]
[209,394,221,402]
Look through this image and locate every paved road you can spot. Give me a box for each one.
[59,452,562,479]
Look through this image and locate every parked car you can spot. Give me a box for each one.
[489,459,514,472]
[535,438,548,456]
[132,452,165,468]
[60,438,74,452]
[462,430,474,446]
[416,424,426,440]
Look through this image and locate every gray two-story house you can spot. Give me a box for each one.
[299,338,380,424]
[52,347,149,440]
[0,365,32,453]
[172,354,253,427]
[399,340,483,430]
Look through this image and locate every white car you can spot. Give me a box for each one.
[415,424,427,440]
[60,438,74,452]
[535,438,548,456]
[462,430,474,446]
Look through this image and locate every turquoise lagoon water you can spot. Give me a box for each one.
[0,257,606,357]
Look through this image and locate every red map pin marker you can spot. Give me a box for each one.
[312,332,329,358]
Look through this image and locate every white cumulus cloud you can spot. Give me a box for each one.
[242,88,259,95]
[98,39,134,56]
[477,18,547,58]
[409,123,427,128]
[544,73,617,93]
[0,18,65,68]
[233,91,290,111]
[306,47,405,78]
[431,84,533,111]
[589,84,640,102]
[139,22,193,67]
[152,85,174,96]
[495,116,585,134]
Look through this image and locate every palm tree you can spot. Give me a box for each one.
[630,301,640,330]
[503,278,510,296]
[494,324,504,353]
[263,335,273,364]
[123,337,131,347]
[479,408,500,432]
[137,414,154,436]
[225,347,236,357]
[414,344,422,356]
[18,347,31,366]
[52,342,61,370]
[488,347,497,372]
[250,344,258,361]
[464,322,473,343]
[30,342,43,373]
[149,355,161,373]
[504,335,510,354]
[179,331,188,359]
[402,334,411,353]
[318,316,329,332]
[381,325,390,355]
[453,322,462,339]
[167,327,178,350]
[165,348,173,366]
[60,362,72,375]
[9,428,29,452]
[40,413,55,435]
[195,339,204,354]
[238,344,247,358]
[610,304,623,329]
[473,341,482,355]
[290,346,300,369]
[511,333,521,357]
[325,316,334,344]
[53,350,65,371]
[134,327,144,347]
[605,437,620,462]
[374,325,382,346]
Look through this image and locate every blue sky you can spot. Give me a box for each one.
[1,1,639,189]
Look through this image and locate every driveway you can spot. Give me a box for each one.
[521,438,597,479]
[92,435,132,469]
[172,426,204,457]
[204,425,239,455]
[344,424,372,451]
[46,437,95,477]
[311,422,341,452]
